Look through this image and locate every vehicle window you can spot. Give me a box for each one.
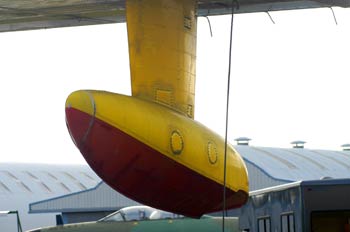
[102,212,124,222]
[149,210,184,220]
[122,207,155,221]
[124,210,140,221]
[100,206,184,222]
[123,209,153,221]
[159,211,179,219]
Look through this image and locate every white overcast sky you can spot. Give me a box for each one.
[0,8,350,164]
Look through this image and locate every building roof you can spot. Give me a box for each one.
[29,181,140,213]
[0,163,100,196]
[235,145,350,182]
[249,178,350,196]
[0,162,101,232]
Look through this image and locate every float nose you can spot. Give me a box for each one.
[65,90,96,148]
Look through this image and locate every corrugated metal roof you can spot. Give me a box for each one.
[235,146,350,181]
[0,163,100,195]
[0,163,101,232]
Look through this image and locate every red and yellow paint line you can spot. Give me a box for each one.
[65,0,249,217]
[65,90,248,218]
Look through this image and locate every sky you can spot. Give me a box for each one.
[0,7,350,164]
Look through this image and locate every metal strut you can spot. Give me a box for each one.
[222,0,237,231]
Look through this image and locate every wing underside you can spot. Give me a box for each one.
[0,0,349,33]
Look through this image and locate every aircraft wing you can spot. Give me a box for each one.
[0,0,349,33]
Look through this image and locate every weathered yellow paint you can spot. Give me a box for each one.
[66,90,249,193]
[66,0,249,208]
[126,0,197,118]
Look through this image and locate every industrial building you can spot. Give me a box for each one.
[235,140,350,191]
[27,142,350,228]
[29,181,140,224]
[0,163,100,232]
[239,178,350,231]
[2,141,349,231]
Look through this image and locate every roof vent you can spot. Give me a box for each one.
[341,144,350,151]
[291,140,306,149]
[235,137,251,146]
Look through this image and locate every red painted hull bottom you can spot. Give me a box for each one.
[65,108,248,218]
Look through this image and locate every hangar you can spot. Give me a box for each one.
[235,141,350,191]
[28,142,350,227]
[0,163,100,232]
[29,181,140,224]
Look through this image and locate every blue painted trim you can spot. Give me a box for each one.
[30,206,121,214]
[300,178,350,186]
[250,178,350,196]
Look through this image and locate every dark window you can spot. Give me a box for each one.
[258,217,271,232]
[281,213,295,232]
[311,210,350,232]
